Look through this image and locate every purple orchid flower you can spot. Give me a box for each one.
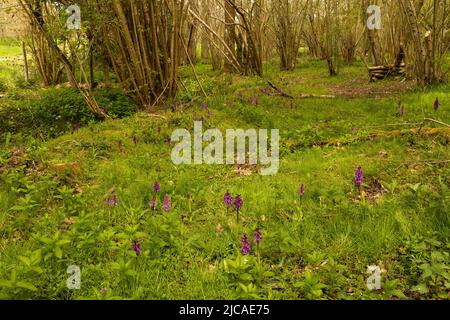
[355,166,363,190]
[253,229,262,245]
[240,233,251,255]
[150,196,157,211]
[434,98,440,111]
[162,194,171,212]
[105,195,118,206]
[224,191,233,212]
[153,181,160,193]
[299,184,305,197]
[131,240,141,256]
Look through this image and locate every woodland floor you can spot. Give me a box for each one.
[0,43,449,299]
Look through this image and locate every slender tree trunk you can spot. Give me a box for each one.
[22,41,29,82]
[223,0,237,72]
[363,0,382,65]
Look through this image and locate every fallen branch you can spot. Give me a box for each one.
[285,127,450,150]
[179,97,200,113]
[265,81,335,99]
[267,81,294,99]
[423,118,450,128]
[298,93,336,99]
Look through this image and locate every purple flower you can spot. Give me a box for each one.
[153,181,160,193]
[299,184,305,197]
[351,126,356,133]
[173,101,177,112]
[105,195,118,206]
[149,196,157,210]
[201,103,208,111]
[162,194,171,212]
[234,195,243,211]
[224,191,233,209]
[157,126,161,134]
[434,98,440,111]
[240,233,251,255]
[399,105,405,117]
[253,229,262,245]
[355,166,363,188]
[131,240,141,256]
[73,123,80,133]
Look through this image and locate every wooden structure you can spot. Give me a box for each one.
[368,45,406,82]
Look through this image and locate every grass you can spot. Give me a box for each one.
[0,45,21,57]
[0,55,449,300]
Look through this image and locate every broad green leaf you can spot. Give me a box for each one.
[18,256,31,266]
[0,280,12,288]
[412,283,429,294]
[16,281,38,291]
[54,247,63,259]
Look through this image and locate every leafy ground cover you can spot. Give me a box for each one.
[0,42,449,299]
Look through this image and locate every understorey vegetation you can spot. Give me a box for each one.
[0,0,449,300]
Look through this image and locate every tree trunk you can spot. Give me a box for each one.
[223,0,237,73]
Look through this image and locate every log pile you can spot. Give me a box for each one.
[369,45,406,82]
[369,63,406,81]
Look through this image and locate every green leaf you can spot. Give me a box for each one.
[40,237,54,245]
[57,239,71,246]
[315,283,327,290]
[391,290,407,299]
[239,273,253,281]
[125,270,137,277]
[54,247,63,259]
[135,232,148,238]
[16,281,38,291]
[18,256,31,266]
[419,264,433,279]
[0,280,12,288]
[263,271,275,277]
[110,263,121,270]
[412,283,429,294]
[31,250,42,264]
[238,282,249,292]
[31,266,44,274]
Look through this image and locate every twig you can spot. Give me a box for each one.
[423,118,450,128]
[150,82,170,110]
[178,32,208,98]
[267,81,294,99]
[298,93,336,99]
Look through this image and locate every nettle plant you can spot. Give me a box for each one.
[223,230,274,299]
[0,249,43,299]
[402,233,450,299]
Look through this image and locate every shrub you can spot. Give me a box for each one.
[0,87,137,140]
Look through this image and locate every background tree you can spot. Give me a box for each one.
[272,0,306,71]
